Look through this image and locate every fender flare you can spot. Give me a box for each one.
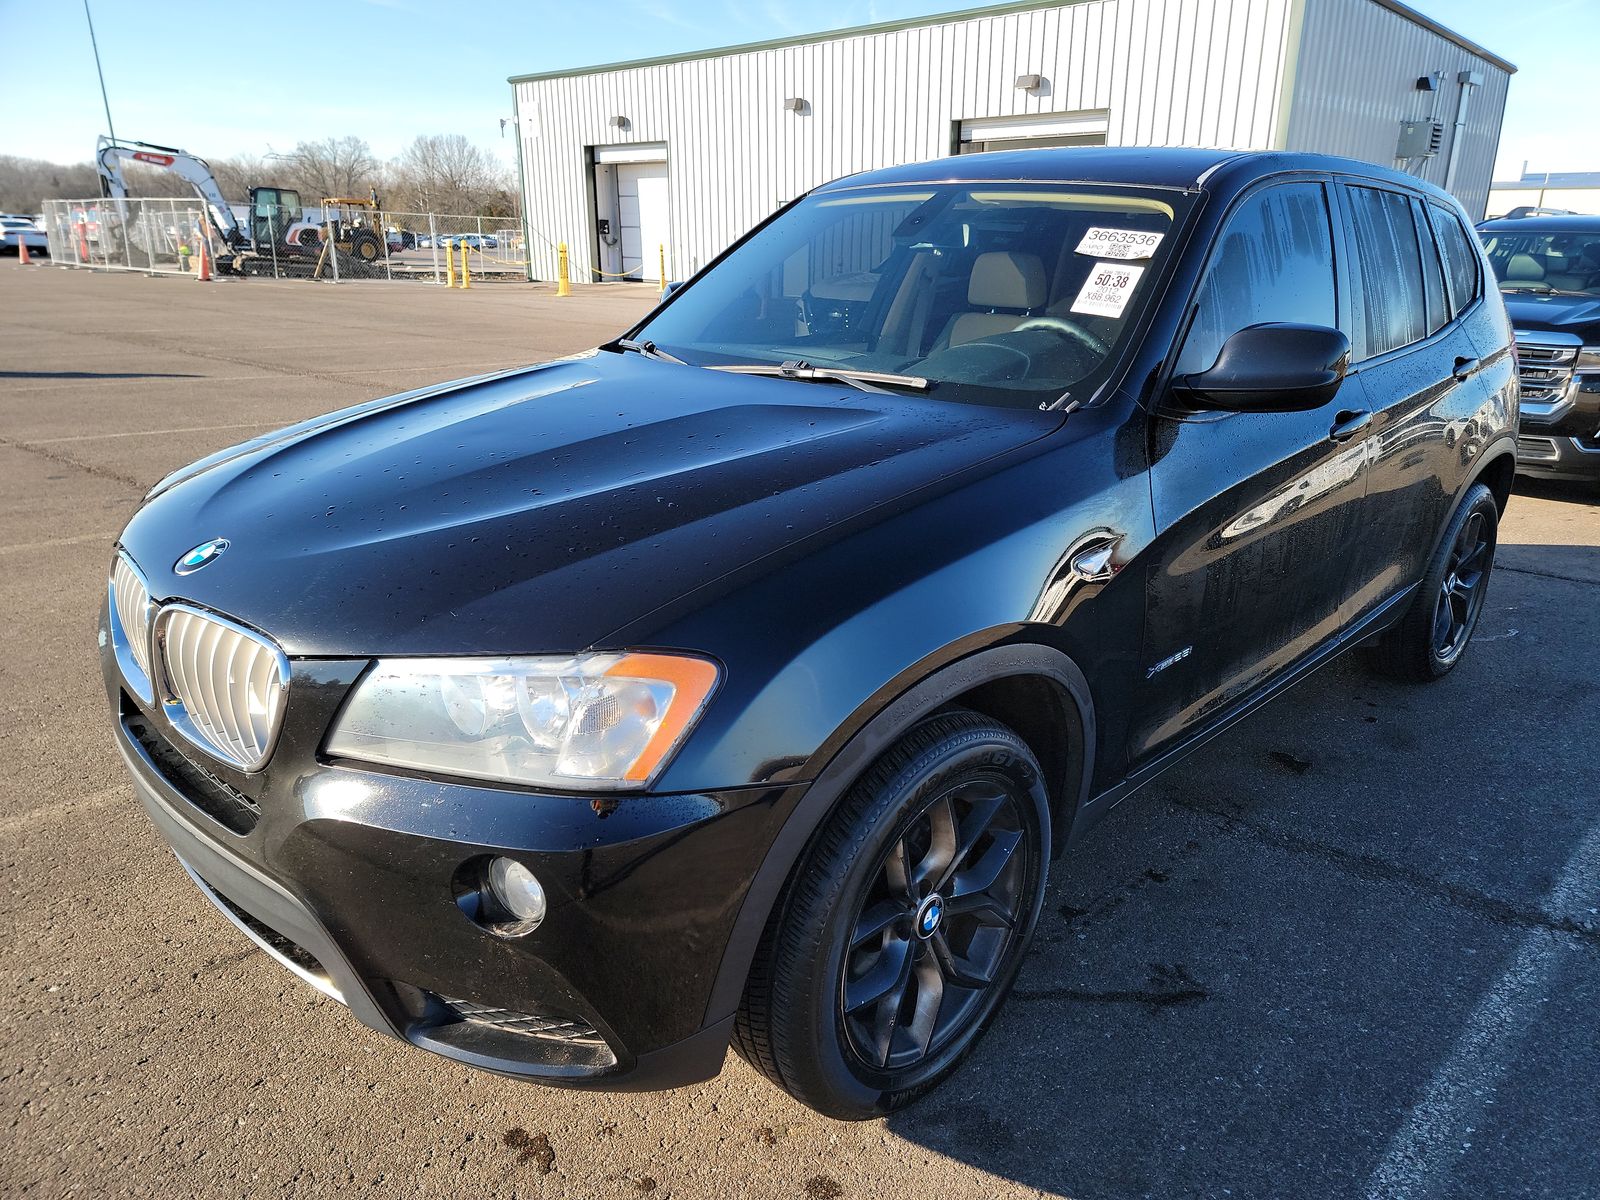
[702,641,1096,1025]
[1463,434,1517,506]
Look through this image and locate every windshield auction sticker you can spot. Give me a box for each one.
[1070,262,1145,318]
[1075,227,1164,260]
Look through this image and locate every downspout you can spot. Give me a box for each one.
[1442,70,1484,194]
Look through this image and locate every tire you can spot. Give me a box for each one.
[1367,482,1499,682]
[349,232,380,263]
[734,709,1050,1119]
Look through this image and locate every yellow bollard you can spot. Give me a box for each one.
[459,240,471,289]
[556,242,571,297]
[445,238,456,288]
[658,243,667,296]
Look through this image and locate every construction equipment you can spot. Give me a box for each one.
[93,135,356,276]
[301,196,387,277]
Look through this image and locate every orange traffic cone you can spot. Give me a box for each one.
[195,238,211,282]
[16,234,30,265]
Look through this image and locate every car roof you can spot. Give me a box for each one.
[812,147,1463,203]
[1477,214,1600,233]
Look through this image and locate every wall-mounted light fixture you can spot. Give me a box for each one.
[1015,73,1043,91]
[609,115,630,130]
[783,97,808,114]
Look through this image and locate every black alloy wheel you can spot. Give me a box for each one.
[1368,481,1499,682]
[735,709,1050,1119]
[1432,506,1492,661]
[841,776,1030,1072]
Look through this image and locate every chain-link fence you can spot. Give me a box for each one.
[42,198,216,276]
[42,197,532,284]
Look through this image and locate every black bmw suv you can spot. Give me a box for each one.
[1477,214,1600,484]
[102,148,1517,1119]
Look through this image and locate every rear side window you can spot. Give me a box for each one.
[1428,202,1482,315]
[1176,182,1337,376]
[1345,186,1427,357]
[1412,199,1449,336]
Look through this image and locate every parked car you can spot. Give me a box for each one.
[1,216,47,255]
[439,233,498,250]
[1477,213,1600,485]
[101,148,1516,1120]
[387,227,417,251]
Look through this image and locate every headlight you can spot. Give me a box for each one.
[1576,346,1600,372]
[326,652,719,790]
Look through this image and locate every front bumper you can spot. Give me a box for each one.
[102,611,799,1090]
[1515,430,1600,481]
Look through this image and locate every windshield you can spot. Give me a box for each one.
[630,183,1186,408]
[1481,230,1600,296]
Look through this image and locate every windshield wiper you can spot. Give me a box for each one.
[707,360,933,393]
[613,338,687,365]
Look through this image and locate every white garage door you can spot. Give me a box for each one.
[617,162,669,282]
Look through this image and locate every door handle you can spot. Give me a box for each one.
[1328,409,1372,443]
[1452,356,1481,381]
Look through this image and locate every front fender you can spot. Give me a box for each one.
[699,640,1098,1028]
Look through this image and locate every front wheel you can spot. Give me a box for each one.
[734,709,1049,1119]
[1368,481,1499,682]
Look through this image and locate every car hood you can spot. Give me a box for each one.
[1503,292,1600,338]
[120,351,1059,655]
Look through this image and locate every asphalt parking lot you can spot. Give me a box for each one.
[2,261,1598,1200]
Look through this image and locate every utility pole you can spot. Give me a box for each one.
[83,0,116,143]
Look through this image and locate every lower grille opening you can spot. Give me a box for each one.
[438,995,605,1045]
[193,872,341,1000]
[126,711,260,834]
[1516,435,1561,462]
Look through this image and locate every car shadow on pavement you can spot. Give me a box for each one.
[884,524,1600,1198]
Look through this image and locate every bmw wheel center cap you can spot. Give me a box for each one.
[916,894,945,939]
[174,538,229,575]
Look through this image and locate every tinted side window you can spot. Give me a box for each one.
[1413,198,1449,336]
[1346,186,1427,357]
[1176,182,1337,376]
[1428,202,1481,315]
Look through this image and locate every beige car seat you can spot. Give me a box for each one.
[937,251,1048,348]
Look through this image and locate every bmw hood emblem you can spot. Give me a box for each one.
[174,538,229,575]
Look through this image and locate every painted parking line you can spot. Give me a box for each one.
[1365,815,1600,1200]
[25,421,276,446]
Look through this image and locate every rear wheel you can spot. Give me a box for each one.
[1368,482,1498,682]
[348,231,381,263]
[734,710,1049,1119]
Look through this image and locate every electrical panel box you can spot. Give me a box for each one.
[1397,119,1444,159]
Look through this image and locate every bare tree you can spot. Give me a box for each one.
[279,136,381,201]
[387,134,514,215]
[0,156,100,211]
[210,152,272,201]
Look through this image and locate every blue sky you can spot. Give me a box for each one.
[0,0,1592,181]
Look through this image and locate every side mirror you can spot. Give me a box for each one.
[663,280,685,297]
[1174,323,1350,412]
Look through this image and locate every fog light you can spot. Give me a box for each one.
[486,858,547,928]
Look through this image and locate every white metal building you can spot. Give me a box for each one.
[509,0,1512,284]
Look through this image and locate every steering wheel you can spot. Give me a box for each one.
[1013,316,1110,358]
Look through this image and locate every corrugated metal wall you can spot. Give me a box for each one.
[513,0,1298,281]
[513,0,1509,281]
[1283,0,1512,218]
